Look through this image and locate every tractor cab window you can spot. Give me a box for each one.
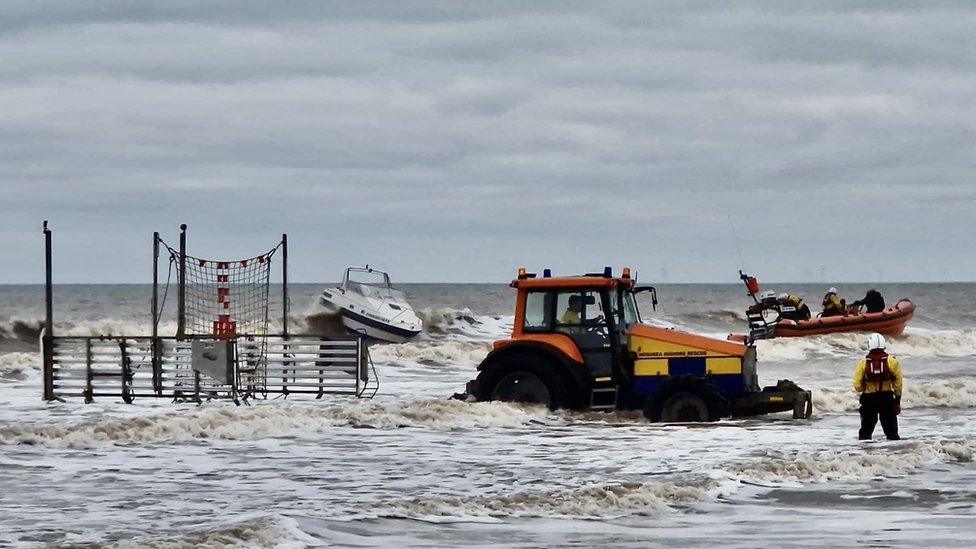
[622,291,640,326]
[555,290,606,329]
[555,290,612,377]
[611,289,640,354]
[609,289,640,329]
[523,291,550,330]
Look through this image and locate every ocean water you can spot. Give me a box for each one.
[0,282,974,547]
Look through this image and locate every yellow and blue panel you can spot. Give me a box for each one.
[629,335,746,397]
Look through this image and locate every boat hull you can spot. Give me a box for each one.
[340,309,422,343]
[773,299,915,338]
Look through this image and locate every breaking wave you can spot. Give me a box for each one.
[0,399,551,448]
[755,328,976,361]
[370,340,491,367]
[416,307,512,340]
[724,437,975,484]
[0,352,40,381]
[813,379,976,413]
[664,308,749,326]
[0,319,43,352]
[369,481,710,522]
[298,312,349,340]
[883,328,976,358]
[0,318,42,340]
[0,307,512,348]
[0,318,182,346]
[15,311,967,360]
[104,514,317,549]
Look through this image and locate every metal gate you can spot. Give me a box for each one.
[44,334,378,403]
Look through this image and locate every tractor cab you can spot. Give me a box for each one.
[509,268,642,386]
[463,267,812,423]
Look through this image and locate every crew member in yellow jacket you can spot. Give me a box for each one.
[853,333,903,440]
[822,287,845,317]
[776,293,811,321]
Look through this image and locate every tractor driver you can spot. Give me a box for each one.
[560,295,583,325]
[559,293,605,327]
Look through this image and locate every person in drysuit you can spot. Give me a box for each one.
[776,293,811,321]
[821,287,845,317]
[852,289,886,313]
[853,333,903,440]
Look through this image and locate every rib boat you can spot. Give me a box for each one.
[772,299,915,338]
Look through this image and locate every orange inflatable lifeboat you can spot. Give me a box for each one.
[772,299,915,338]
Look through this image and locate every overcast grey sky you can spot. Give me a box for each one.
[1,1,974,283]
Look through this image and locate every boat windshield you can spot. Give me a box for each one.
[344,268,406,301]
[347,282,406,301]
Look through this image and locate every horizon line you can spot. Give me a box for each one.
[1,280,973,286]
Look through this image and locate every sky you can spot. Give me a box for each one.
[1,1,974,284]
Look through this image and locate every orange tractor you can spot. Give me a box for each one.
[464,268,812,422]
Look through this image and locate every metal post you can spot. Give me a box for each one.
[120,340,133,404]
[151,232,162,394]
[281,233,291,392]
[177,224,187,339]
[84,339,93,403]
[281,233,289,338]
[356,339,363,397]
[152,232,159,337]
[42,220,55,401]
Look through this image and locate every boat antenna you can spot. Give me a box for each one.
[727,214,746,271]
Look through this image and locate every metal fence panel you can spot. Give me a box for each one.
[45,334,377,403]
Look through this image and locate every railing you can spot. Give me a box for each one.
[44,332,378,404]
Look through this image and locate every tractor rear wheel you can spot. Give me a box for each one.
[474,353,570,410]
[644,377,730,423]
[491,371,551,406]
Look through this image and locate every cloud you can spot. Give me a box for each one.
[1,1,974,283]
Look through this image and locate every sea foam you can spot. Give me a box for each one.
[723,437,975,484]
[812,379,976,413]
[0,399,551,448]
[370,481,710,522]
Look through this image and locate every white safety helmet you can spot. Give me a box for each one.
[778,293,789,301]
[760,290,776,301]
[867,333,886,351]
[828,287,838,294]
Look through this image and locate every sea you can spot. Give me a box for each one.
[0,282,974,547]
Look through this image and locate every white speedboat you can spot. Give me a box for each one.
[312,266,423,343]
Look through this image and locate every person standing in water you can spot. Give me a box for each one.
[853,333,903,440]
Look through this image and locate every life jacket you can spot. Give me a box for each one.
[863,351,893,383]
[560,310,581,325]
[781,295,803,310]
